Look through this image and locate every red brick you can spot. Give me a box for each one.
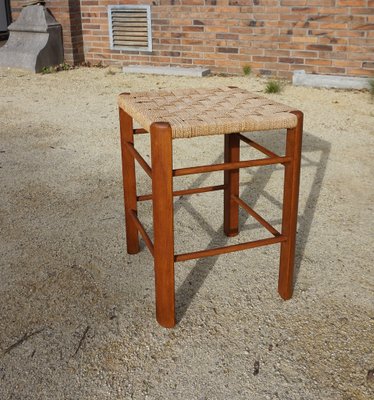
[317,66,346,74]
[305,58,332,66]
[337,0,366,5]
[347,69,374,77]
[253,56,277,62]
[353,24,374,30]
[279,57,304,64]
[292,36,318,43]
[306,44,333,51]
[217,47,239,54]
[182,26,204,32]
[363,62,374,69]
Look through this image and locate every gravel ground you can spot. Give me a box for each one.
[0,66,373,400]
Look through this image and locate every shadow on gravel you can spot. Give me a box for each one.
[175,130,331,323]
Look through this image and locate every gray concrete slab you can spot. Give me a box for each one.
[123,64,211,77]
[293,69,371,90]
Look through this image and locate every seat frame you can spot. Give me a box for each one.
[119,106,303,328]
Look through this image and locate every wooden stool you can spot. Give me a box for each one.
[118,87,303,328]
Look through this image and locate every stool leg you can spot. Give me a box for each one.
[279,111,303,299]
[150,122,175,328]
[224,133,240,237]
[119,108,139,254]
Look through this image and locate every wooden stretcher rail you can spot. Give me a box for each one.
[137,184,225,202]
[173,156,291,177]
[133,128,148,134]
[129,210,154,256]
[174,235,287,262]
[124,142,152,178]
[231,194,281,237]
[238,134,280,159]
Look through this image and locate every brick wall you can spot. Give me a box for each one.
[80,0,374,78]
[10,0,84,64]
[11,1,374,78]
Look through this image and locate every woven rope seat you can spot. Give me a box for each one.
[118,87,298,139]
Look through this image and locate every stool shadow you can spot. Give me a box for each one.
[175,130,331,323]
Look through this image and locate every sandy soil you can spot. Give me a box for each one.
[0,66,373,400]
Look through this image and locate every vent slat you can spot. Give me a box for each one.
[114,40,148,46]
[112,20,148,23]
[114,39,148,43]
[112,13,147,18]
[113,36,147,40]
[112,22,148,27]
[112,17,147,21]
[113,36,148,40]
[115,32,148,38]
[112,10,147,14]
[113,27,148,32]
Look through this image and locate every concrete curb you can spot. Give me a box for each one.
[292,70,371,90]
[123,65,211,77]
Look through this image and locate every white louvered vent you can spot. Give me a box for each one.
[108,5,152,52]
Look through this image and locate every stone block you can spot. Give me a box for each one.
[122,65,211,77]
[0,4,63,72]
[293,70,371,89]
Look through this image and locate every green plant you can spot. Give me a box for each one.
[243,65,251,76]
[60,62,71,71]
[369,79,374,97]
[54,62,72,72]
[265,80,282,94]
[41,66,54,74]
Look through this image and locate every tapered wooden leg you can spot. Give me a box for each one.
[150,122,175,328]
[224,133,240,237]
[278,111,303,299]
[119,107,140,254]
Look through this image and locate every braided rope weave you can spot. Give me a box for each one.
[118,87,298,139]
